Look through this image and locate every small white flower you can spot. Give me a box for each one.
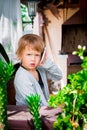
[83,46,86,50]
[80,56,84,59]
[72,51,77,55]
[78,45,82,49]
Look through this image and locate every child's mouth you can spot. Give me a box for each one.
[30,63,35,66]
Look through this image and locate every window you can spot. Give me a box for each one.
[21,4,33,34]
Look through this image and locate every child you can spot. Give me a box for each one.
[14,34,63,106]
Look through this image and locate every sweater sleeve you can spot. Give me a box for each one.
[41,58,63,81]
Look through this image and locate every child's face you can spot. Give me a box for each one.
[20,46,41,71]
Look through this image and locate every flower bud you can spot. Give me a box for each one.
[78,45,82,49]
[72,51,77,55]
[83,46,86,50]
[80,56,84,59]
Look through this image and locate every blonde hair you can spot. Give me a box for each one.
[16,34,45,59]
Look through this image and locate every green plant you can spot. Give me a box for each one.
[48,45,87,130]
[21,4,32,30]
[0,58,14,130]
[26,94,42,130]
[0,43,10,63]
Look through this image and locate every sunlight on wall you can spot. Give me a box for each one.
[43,7,79,86]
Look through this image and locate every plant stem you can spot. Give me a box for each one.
[72,95,77,122]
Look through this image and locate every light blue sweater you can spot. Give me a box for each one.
[14,58,63,106]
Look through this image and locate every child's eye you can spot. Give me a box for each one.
[27,54,31,56]
[36,54,40,56]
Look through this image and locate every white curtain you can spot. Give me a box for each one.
[0,0,23,63]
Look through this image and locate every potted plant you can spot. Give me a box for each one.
[48,45,87,130]
[0,58,14,130]
[26,94,42,130]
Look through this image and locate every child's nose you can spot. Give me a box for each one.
[32,55,35,60]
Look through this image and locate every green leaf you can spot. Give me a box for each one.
[48,45,87,130]
[26,94,42,130]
